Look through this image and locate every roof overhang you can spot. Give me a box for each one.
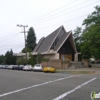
[32,51,56,55]
[13,53,26,56]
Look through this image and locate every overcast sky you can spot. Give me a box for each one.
[0,0,100,55]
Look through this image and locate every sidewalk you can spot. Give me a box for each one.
[67,68,100,74]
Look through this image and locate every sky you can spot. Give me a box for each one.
[0,0,100,55]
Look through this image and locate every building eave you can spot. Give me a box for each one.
[13,53,26,56]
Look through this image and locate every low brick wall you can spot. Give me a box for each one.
[62,62,71,70]
[82,59,89,67]
[42,59,70,70]
[42,61,49,68]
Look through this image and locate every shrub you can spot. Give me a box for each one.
[42,58,50,62]
[36,52,42,64]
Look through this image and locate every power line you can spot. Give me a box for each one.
[0,44,24,48]
[0,27,17,39]
[26,0,88,24]
[13,47,24,51]
[0,32,21,43]
[0,0,99,51]
[23,0,78,24]
[0,0,99,44]
[35,14,87,30]
[28,0,99,25]
[0,44,24,50]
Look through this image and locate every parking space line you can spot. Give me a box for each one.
[0,75,81,97]
[53,77,97,100]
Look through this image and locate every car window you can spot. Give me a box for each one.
[36,64,40,67]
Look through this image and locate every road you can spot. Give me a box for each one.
[0,69,99,100]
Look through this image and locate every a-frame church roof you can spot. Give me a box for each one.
[33,26,77,54]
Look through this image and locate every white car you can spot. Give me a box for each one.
[8,65,14,69]
[32,64,43,72]
[23,65,32,71]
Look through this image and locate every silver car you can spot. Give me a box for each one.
[32,64,43,72]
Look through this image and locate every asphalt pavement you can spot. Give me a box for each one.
[0,69,99,100]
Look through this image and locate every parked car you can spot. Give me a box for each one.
[23,65,32,71]
[18,65,24,70]
[43,66,56,73]
[32,64,43,72]
[1,65,4,69]
[0,65,2,69]
[12,65,19,70]
[8,65,14,70]
[4,65,9,69]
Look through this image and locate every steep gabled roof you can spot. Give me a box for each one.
[54,31,70,51]
[33,37,45,52]
[68,33,77,53]
[33,26,62,53]
[55,31,77,53]
[33,25,77,54]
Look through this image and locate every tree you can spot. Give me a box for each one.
[0,55,5,64]
[36,52,42,64]
[27,27,36,50]
[73,27,82,52]
[28,52,36,66]
[5,49,16,65]
[17,57,27,65]
[22,47,32,53]
[81,5,100,59]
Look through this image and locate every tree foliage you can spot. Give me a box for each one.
[27,27,36,50]
[22,47,32,53]
[0,55,5,64]
[28,52,36,66]
[81,5,100,59]
[17,57,27,65]
[5,49,17,64]
[73,27,82,52]
[73,5,100,59]
[36,52,42,64]
[21,27,36,53]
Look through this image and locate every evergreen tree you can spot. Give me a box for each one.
[27,27,36,50]
[0,55,5,64]
[5,49,16,64]
[22,47,32,53]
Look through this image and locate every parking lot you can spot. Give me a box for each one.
[0,69,100,100]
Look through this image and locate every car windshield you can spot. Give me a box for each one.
[19,65,23,67]
[36,64,40,67]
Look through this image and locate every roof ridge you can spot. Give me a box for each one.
[47,26,63,52]
[33,37,45,52]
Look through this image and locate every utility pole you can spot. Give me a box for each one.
[17,24,28,64]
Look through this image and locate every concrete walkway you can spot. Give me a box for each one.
[67,68,100,74]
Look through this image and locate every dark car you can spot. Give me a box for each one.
[18,65,24,70]
[12,65,19,70]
